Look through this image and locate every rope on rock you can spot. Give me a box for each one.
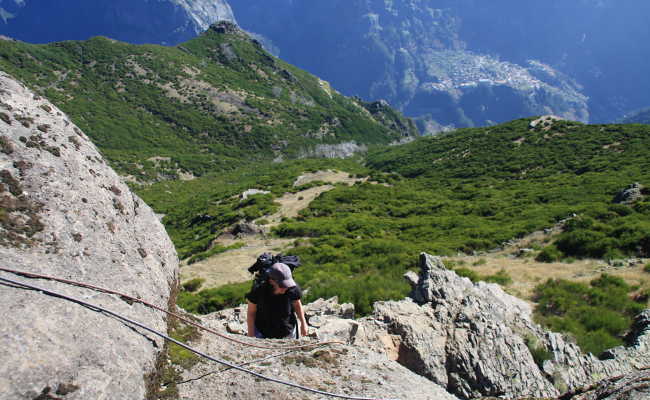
[0,275,398,400]
[0,267,343,351]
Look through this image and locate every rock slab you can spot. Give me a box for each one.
[0,71,179,399]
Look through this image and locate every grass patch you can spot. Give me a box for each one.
[187,242,245,265]
[177,280,252,314]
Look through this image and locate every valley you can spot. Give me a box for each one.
[1,6,650,398]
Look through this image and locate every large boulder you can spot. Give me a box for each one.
[0,71,178,399]
[356,253,558,399]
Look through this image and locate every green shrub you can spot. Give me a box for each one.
[533,274,645,356]
[177,281,251,314]
[644,263,650,273]
[455,268,479,282]
[524,335,553,369]
[536,246,562,262]
[181,278,205,292]
[485,269,513,286]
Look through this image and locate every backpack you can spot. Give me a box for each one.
[273,254,300,271]
[248,252,301,291]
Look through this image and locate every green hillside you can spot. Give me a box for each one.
[144,117,649,314]
[0,22,416,180]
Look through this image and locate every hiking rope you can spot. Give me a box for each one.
[0,267,344,351]
[0,276,399,400]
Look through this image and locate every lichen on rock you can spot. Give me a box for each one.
[0,71,179,399]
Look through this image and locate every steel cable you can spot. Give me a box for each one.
[0,267,344,351]
[0,275,398,400]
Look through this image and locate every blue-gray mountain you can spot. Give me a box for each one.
[4,0,650,131]
[0,0,234,45]
[229,0,650,130]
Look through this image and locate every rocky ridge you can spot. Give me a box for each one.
[198,253,649,399]
[0,71,179,399]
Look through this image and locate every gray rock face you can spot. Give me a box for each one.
[177,303,459,400]
[561,368,650,400]
[542,310,650,395]
[358,253,650,399]
[0,71,179,399]
[613,182,645,205]
[357,253,558,399]
[299,141,368,159]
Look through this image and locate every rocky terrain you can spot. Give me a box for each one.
[0,71,178,398]
[0,0,235,45]
[180,253,650,400]
[0,63,647,399]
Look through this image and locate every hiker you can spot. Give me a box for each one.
[246,262,308,339]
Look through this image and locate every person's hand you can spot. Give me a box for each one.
[300,324,308,337]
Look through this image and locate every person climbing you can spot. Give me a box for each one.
[246,261,308,339]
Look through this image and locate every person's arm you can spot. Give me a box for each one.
[292,299,308,337]
[247,301,257,337]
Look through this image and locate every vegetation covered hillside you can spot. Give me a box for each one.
[145,118,649,325]
[0,22,416,180]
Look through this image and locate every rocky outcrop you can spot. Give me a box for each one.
[560,368,650,400]
[293,254,650,400]
[613,182,645,205]
[358,254,558,399]
[176,303,460,400]
[299,141,368,159]
[0,71,178,399]
[170,251,649,399]
[369,254,650,399]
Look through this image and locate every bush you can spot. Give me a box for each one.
[524,335,553,369]
[182,278,205,292]
[177,281,251,314]
[536,246,562,262]
[455,268,479,282]
[644,263,650,273]
[533,274,645,356]
[485,269,513,286]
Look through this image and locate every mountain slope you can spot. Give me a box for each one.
[159,117,649,319]
[621,108,650,124]
[229,0,650,127]
[0,22,416,180]
[0,0,235,45]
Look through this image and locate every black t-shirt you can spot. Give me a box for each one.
[246,283,302,339]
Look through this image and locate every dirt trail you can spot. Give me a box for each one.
[180,170,362,289]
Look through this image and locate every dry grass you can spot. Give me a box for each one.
[181,170,363,288]
[444,231,650,306]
